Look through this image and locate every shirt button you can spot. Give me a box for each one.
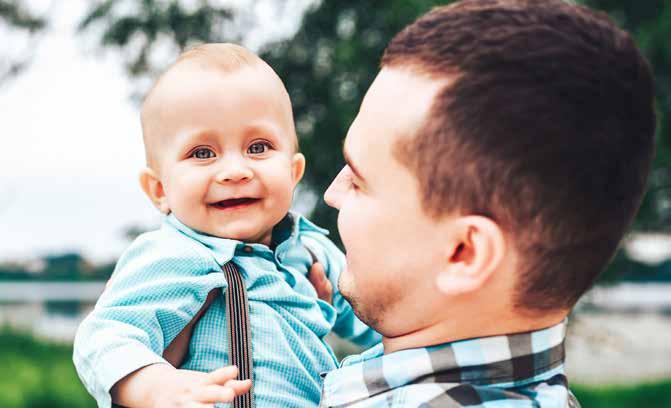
[243,245,253,253]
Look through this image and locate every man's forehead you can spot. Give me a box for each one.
[344,68,449,167]
[358,68,448,141]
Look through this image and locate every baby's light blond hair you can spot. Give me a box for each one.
[141,43,297,168]
[174,43,263,72]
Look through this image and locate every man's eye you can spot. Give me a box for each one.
[191,148,215,159]
[248,142,270,154]
[343,167,359,191]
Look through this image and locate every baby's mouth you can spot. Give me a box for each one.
[210,198,260,210]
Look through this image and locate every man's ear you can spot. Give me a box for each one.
[139,168,170,214]
[291,153,306,186]
[436,216,505,295]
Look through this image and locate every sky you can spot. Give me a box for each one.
[0,0,314,263]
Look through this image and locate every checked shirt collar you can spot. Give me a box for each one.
[321,320,570,407]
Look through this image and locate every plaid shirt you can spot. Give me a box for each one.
[321,320,580,407]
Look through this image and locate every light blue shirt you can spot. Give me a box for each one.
[73,213,380,408]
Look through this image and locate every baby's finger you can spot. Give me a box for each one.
[196,384,237,403]
[308,262,333,304]
[206,365,239,385]
[185,402,213,408]
[224,379,252,395]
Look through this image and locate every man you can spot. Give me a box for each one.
[313,0,656,406]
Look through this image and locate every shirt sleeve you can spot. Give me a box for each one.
[72,230,227,408]
[300,231,382,349]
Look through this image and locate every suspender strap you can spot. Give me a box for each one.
[222,261,255,408]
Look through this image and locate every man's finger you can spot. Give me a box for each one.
[308,262,333,304]
[205,365,239,385]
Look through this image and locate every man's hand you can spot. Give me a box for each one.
[307,262,333,304]
[112,363,251,408]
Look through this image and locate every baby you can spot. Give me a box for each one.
[73,43,380,408]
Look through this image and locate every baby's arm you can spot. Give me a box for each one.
[73,231,231,407]
[301,231,382,348]
[112,363,250,407]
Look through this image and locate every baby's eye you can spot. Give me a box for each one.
[247,141,270,155]
[191,147,215,159]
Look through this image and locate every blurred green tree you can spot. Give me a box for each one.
[42,253,86,280]
[77,0,671,252]
[77,0,238,79]
[0,0,46,83]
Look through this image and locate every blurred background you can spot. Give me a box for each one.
[1,0,670,406]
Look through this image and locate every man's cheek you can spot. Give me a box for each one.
[336,204,354,246]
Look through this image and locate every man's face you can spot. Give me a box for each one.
[324,68,454,336]
[144,64,303,244]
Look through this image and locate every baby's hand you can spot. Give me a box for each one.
[153,365,251,407]
[112,364,251,408]
[308,262,333,304]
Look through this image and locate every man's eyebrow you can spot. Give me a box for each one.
[343,145,364,181]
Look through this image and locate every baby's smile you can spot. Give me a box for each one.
[209,197,261,211]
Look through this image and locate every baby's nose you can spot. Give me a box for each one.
[214,161,254,183]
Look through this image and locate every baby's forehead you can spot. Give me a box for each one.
[141,62,297,164]
[145,61,285,110]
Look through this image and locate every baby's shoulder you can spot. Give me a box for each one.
[112,227,219,281]
[294,215,344,263]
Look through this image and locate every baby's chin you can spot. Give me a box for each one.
[174,209,287,245]
[198,223,274,245]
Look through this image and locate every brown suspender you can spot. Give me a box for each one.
[222,261,254,408]
[163,247,319,407]
[162,261,254,408]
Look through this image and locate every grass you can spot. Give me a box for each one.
[1,328,669,407]
[0,328,94,408]
[573,380,671,407]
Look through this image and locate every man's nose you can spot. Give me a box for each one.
[324,175,342,210]
[214,159,254,184]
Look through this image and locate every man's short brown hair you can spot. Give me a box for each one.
[382,0,656,311]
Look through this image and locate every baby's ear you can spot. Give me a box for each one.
[291,153,306,185]
[139,168,170,214]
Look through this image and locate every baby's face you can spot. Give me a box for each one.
[142,63,304,244]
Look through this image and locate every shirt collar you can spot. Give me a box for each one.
[164,212,327,265]
[322,319,568,407]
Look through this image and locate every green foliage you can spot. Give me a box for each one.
[573,379,671,408]
[0,329,94,408]
[0,0,44,30]
[0,0,46,82]
[0,254,114,281]
[79,0,236,76]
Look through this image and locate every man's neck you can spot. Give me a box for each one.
[381,308,568,354]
